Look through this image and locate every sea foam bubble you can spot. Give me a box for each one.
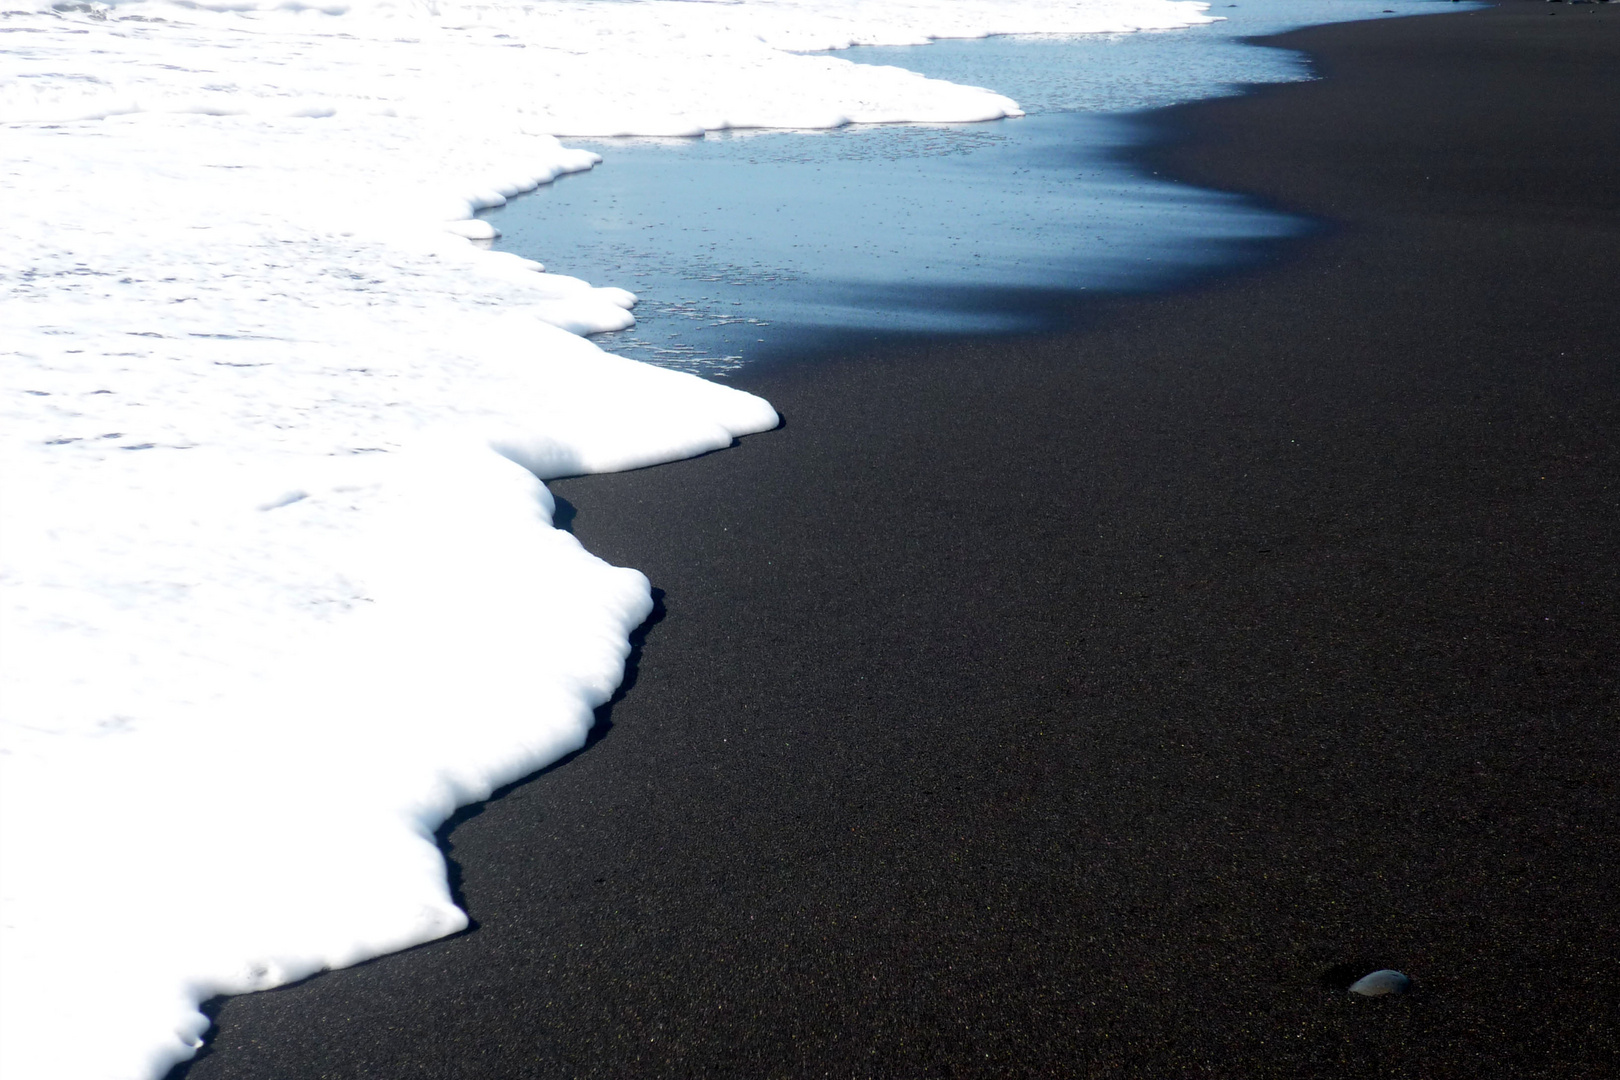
[0,1,1214,1077]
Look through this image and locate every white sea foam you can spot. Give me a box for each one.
[0,1,1214,1077]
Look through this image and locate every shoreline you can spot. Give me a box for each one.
[480,1,1449,377]
[177,3,1619,1077]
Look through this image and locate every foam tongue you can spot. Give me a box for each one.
[0,2,1218,1078]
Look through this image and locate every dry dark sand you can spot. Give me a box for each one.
[180,3,1618,1077]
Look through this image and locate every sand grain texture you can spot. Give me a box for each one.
[180,4,1619,1077]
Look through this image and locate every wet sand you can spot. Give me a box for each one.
[181,3,1619,1076]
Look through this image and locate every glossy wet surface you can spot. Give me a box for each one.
[484,0,1466,373]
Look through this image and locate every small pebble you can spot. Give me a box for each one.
[1348,969,1412,997]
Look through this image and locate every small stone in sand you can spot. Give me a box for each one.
[1348,969,1412,997]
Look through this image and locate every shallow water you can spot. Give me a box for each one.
[485,0,1474,373]
[838,0,1474,114]
[485,112,1296,372]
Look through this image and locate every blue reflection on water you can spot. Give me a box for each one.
[483,0,1472,373]
[838,0,1477,115]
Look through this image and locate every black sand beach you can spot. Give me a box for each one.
[182,3,1618,1076]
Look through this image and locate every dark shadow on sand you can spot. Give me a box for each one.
[433,586,667,925]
